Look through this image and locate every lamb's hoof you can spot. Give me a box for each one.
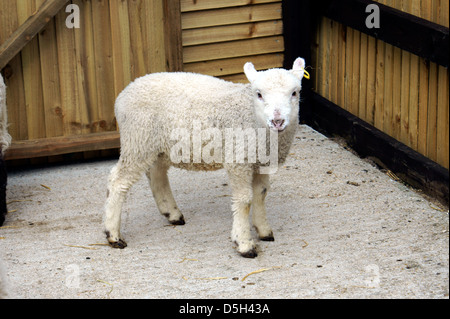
[169,216,185,226]
[240,248,258,258]
[260,233,275,241]
[109,239,127,249]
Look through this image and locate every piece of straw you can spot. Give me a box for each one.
[64,244,98,250]
[241,267,282,281]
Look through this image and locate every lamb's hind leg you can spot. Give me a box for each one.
[146,157,185,225]
[104,161,144,248]
[252,173,274,241]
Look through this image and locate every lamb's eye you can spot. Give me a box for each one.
[257,92,263,99]
[292,91,297,97]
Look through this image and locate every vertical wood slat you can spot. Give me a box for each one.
[163,0,183,72]
[109,0,132,99]
[16,0,45,140]
[91,0,114,133]
[314,0,449,169]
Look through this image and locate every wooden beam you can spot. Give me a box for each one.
[319,0,449,67]
[4,132,120,160]
[0,0,69,70]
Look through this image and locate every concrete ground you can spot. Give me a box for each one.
[0,125,448,299]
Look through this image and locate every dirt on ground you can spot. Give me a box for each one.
[0,125,448,299]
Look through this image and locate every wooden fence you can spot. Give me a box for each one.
[1,0,448,174]
[1,0,284,162]
[0,0,182,161]
[313,0,449,169]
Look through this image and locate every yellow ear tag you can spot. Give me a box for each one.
[302,68,310,80]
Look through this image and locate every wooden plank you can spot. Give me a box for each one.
[39,16,64,138]
[17,0,46,140]
[337,22,346,109]
[358,32,368,121]
[180,0,280,12]
[127,0,147,79]
[417,0,431,157]
[344,26,353,112]
[399,0,411,147]
[183,53,283,77]
[163,0,183,72]
[329,20,339,105]
[408,52,420,150]
[373,39,385,131]
[366,35,376,125]
[383,43,394,137]
[436,65,449,169]
[5,132,120,160]
[91,0,115,133]
[73,0,98,134]
[109,0,132,98]
[182,3,282,29]
[426,62,438,162]
[407,0,420,150]
[0,0,69,69]
[350,29,360,117]
[391,46,402,141]
[182,20,283,46]
[144,0,166,73]
[55,8,80,136]
[183,36,284,63]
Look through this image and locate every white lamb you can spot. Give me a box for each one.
[104,58,306,258]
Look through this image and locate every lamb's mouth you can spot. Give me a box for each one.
[269,119,286,132]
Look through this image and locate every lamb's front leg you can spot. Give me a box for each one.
[227,168,257,258]
[252,173,274,241]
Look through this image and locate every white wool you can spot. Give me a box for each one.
[104,58,306,257]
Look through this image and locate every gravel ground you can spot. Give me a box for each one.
[0,125,448,299]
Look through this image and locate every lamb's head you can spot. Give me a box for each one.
[244,58,306,133]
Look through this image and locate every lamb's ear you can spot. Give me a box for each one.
[244,62,258,83]
[291,57,306,80]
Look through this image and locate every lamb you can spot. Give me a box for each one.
[0,74,11,227]
[104,58,306,258]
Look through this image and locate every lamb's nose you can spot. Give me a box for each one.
[272,119,285,128]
